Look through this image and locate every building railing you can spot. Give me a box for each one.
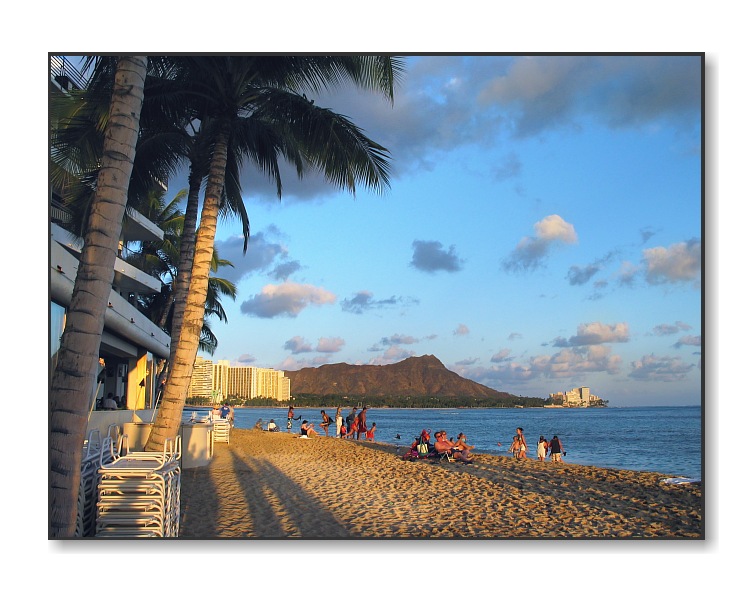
[50,56,89,91]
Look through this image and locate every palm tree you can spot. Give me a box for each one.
[146,56,403,450]
[52,56,254,390]
[124,188,237,388]
[49,56,147,538]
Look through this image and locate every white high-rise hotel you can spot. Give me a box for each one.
[188,357,291,403]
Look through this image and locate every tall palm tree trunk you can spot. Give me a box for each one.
[168,166,202,366]
[49,56,147,538]
[146,124,229,450]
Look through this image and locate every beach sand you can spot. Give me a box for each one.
[178,428,702,539]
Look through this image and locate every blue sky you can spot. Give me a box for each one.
[165,55,702,407]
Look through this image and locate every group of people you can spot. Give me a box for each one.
[407,429,475,463]
[286,405,377,441]
[210,403,235,426]
[499,427,565,462]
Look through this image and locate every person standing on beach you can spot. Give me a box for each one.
[287,405,301,432]
[345,406,357,439]
[335,407,343,438]
[516,427,528,459]
[319,410,334,436]
[507,435,521,459]
[537,436,549,461]
[355,406,369,440]
[549,435,564,462]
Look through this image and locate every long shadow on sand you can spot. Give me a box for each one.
[180,444,351,538]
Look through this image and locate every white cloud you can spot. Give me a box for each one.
[317,337,345,353]
[459,345,622,387]
[553,322,630,347]
[240,282,336,318]
[643,239,701,284]
[284,336,313,354]
[628,354,695,381]
[672,335,702,349]
[503,214,577,272]
[490,349,512,363]
[278,355,334,371]
[453,324,470,336]
[368,345,415,365]
[651,321,692,336]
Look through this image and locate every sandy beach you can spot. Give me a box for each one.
[178,428,702,539]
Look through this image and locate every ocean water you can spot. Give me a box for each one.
[185,405,702,479]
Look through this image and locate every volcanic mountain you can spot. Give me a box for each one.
[284,354,516,399]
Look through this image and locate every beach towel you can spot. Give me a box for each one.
[660,477,701,485]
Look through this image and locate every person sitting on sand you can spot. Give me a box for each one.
[253,418,264,430]
[267,419,278,432]
[365,422,377,441]
[434,431,472,462]
[300,420,319,438]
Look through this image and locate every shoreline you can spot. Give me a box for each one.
[179,428,702,539]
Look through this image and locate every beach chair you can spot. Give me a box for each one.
[438,449,456,464]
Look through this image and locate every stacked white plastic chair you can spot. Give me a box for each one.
[95,434,181,538]
[75,426,118,537]
[213,419,231,444]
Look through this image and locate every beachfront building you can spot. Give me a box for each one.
[548,387,604,407]
[188,357,215,401]
[50,56,171,434]
[188,358,291,402]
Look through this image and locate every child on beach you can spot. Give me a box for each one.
[508,436,521,459]
[365,422,377,441]
[537,436,548,461]
[516,427,528,459]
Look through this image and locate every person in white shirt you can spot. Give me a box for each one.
[267,419,278,432]
[103,393,118,410]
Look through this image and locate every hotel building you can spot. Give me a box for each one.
[189,357,291,403]
[549,387,602,407]
[50,56,170,434]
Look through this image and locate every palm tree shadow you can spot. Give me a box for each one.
[179,465,220,537]
[228,449,351,538]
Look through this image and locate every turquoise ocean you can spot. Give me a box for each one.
[184,405,702,479]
